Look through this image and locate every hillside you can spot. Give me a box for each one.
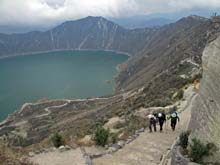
[1,16,220,164]
[115,16,220,91]
[0,16,216,141]
[110,16,174,29]
[0,16,154,57]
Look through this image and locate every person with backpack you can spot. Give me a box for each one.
[157,112,166,132]
[148,114,157,132]
[168,111,180,131]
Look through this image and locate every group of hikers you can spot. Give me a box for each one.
[147,108,180,132]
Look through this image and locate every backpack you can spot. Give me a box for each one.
[171,112,177,118]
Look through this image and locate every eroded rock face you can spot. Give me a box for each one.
[189,35,220,162]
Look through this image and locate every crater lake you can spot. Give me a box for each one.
[0,50,128,121]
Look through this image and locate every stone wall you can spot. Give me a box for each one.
[189,35,220,163]
[171,145,190,165]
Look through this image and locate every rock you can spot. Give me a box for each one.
[103,117,125,132]
[189,35,220,163]
[126,138,133,144]
[138,128,145,133]
[84,154,92,165]
[108,143,122,152]
[77,135,95,146]
[117,132,129,140]
[117,140,125,148]
[28,152,35,157]
[34,150,41,155]
[65,145,71,150]
[90,153,104,159]
[188,163,201,165]
[58,145,66,152]
[108,147,118,153]
[133,134,138,138]
[171,145,190,165]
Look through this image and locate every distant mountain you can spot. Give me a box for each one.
[0,25,51,34]
[0,16,154,57]
[110,16,174,29]
[110,10,216,29]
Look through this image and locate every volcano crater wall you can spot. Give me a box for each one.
[189,35,220,163]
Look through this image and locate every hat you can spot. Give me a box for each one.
[148,114,154,119]
[158,113,162,117]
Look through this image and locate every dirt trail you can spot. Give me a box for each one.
[30,148,86,165]
[93,86,197,165]
[30,86,197,165]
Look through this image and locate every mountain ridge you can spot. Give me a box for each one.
[0,16,155,58]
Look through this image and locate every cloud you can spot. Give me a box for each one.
[0,0,138,26]
[1,0,220,26]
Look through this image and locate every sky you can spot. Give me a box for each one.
[1,0,220,27]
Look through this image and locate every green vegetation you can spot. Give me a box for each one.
[94,127,109,146]
[110,133,119,144]
[124,116,147,135]
[0,142,34,165]
[189,138,216,163]
[179,131,190,149]
[11,135,26,147]
[176,89,184,100]
[50,132,65,148]
[149,97,172,107]
[177,62,194,75]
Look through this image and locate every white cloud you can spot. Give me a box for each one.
[0,0,220,26]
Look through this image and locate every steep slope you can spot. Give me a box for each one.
[111,16,174,29]
[0,16,154,57]
[116,16,219,91]
[189,34,220,163]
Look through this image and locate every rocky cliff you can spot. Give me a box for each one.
[189,35,220,163]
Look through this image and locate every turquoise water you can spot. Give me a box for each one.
[0,50,128,121]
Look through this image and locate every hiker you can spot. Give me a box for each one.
[157,112,166,132]
[168,111,180,131]
[148,114,157,132]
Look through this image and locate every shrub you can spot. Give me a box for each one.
[95,127,109,146]
[177,62,194,75]
[11,135,26,147]
[124,116,147,135]
[176,89,184,100]
[179,131,190,149]
[150,98,172,107]
[173,89,184,101]
[189,138,216,163]
[110,133,118,144]
[51,132,65,148]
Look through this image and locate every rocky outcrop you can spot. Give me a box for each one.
[189,35,220,163]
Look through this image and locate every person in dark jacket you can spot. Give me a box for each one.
[148,114,157,132]
[157,112,166,132]
[168,112,180,131]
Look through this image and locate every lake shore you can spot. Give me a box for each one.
[0,49,132,60]
[0,50,128,121]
